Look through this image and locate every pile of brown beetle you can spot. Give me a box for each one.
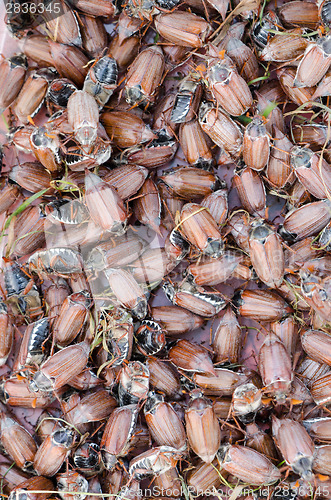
[1,0,331,499]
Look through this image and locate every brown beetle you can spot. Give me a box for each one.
[217,444,281,485]
[207,56,253,117]
[179,202,224,258]
[0,54,27,113]
[154,11,210,48]
[169,339,216,376]
[243,116,270,171]
[34,428,76,476]
[145,392,186,450]
[272,416,315,480]
[185,390,220,463]
[258,333,293,403]
[199,102,243,156]
[0,412,37,471]
[248,218,284,288]
[125,45,165,107]
[30,341,90,392]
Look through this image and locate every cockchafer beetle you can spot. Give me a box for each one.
[292,123,330,149]
[46,78,77,111]
[104,164,148,200]
[30,126,62,174]
[144,392,186,450]
[0,376,53,408]
[201,188,228,226]
[232,166,266,218]
[171,76,202,124]
[193,368,250,396]
[163,281,227,318]
[100,404,139,470]
[258,333,293,403]
[118,361,150,405]
[226,38,259,83]
[266,126,294,189]
[232,383,263,423]
[0,411,37,472]
[164,229,190,262]
[84,55,118,109]
[199,101,243,156]
[294,36,331,88]
[186,459,223,495]
[67,90,99,147]
[85,171,127,235]
[33,427,76,477]
[80,13,108,58]
[303,417,331,443]
[73,442,103,476]
[301,329,331,367]
[300,270,331,321]
[179,202,225,258]
[277,67,315,107]
[160,166,220,201]
[30,341,90,392]
[260,28,309,63]
[63,388,117,426]
[179,119,214,169]
[256,93,285,134]
[86,231,146,271]
[14,68,55,124]
[272,416,315,480]
[248,218,285,288]
[245,423,278,462]
[185,389,220,463]
[0,54,27,114]
[185,251,244,287]
[270,316,298,358]
[101,110,157,149]
[28,247,84,276]
[129,446,183,480]
[217,444,281,485]
[0,180,21,214]
[233,289,292,321]
[105,268,148,319]
[169,339,216,376]
[243,116,270,171]
[57,471,89,500]
[8,476,54,500]
[206,56,253,117]
[96,307,134,367]
[147,357,181,397]
[212,305,241,365]
[9,161,52,193]
[278,0,318,28]
[0,458,29,493]
[125,45,165,108]
[53,290,92,346]
[48,40,89,87]
[278,199,331,242]
[290,146,331,200]
[154,11,211,48]
[135,319,165,356]
[133,177,162,235]
[151,305,204,335]
[14,317,50,372]
[4,260,43,323]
